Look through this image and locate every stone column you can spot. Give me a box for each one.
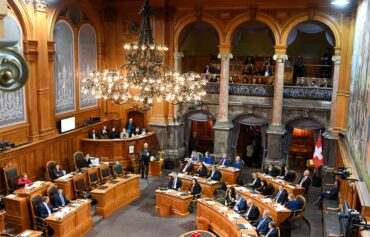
[213,49,234,156]
[266,53,288,165]
[173,51,184,74]
[329,55,341,132]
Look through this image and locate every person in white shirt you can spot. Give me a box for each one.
[120,128,128,139]
[168,172,182,190]
[297,170,312,189]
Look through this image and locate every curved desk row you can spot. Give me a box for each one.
[81,132,157,170]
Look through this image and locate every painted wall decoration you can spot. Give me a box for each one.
[0,14,26,127]
[78,24,97,109]
[347,0,370,187]
[54,20,76,115]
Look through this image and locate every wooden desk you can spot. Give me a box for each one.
[193,162,241,185]
[81,132,157,170]
[180,230,216,237]
[54,173,81,200]
[196,199,258,237]
[45,199,93,237]
[361,230,370,237]
[155,189,193,216]
[18,230,43,237]
[258,173,304,196]
[149,159,164,176]
[173,174,219,198]
[91,174,140,218]
[235,186,291,226]
[0,211,5,233]
[5,181,50,232]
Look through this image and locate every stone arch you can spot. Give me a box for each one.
[7,0,32,40]
[174,13,226,50]
[225,12,282,46]
[285,116,326,129]
[231,113,268,126]
[183,110,216,122]
[281,12,341,48]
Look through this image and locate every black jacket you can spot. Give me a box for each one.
[181,162,194,174]
[283,171,296,182]
[297,176,312,189]
[139,148,152,165]
[249,178,261,189]
[272,189,288,204]
[265,228,278,237]
[196,167,208,178]
[207,170,221,181]
[245,205,259,221]
[168,177,182,190]
[190,183,202,196]
[264,167,280,177]
[53,169,64,179]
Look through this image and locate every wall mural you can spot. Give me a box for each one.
[54,20,76,115]
[78,24,97,109]
[347,0,370,186]
[0,15,26,127]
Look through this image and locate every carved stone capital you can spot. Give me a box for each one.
[218,52,233,61]
[26,0,47,10]
[332,55,341,65]
[173,51,184,60]
[273,54,288,63]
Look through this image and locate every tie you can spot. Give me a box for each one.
[222,159,225,165]
[173,178,177,189]
[246,205,252,217]
[300,177,306,186]
[60,194,65,206]
[266,229,273,237]
[45,203,51,215]
[211,171,215,178]
[275,191,281,202]
[257,218,266,229]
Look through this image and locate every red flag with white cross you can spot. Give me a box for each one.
[313,135,323,168]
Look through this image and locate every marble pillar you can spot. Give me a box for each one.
[329,55,341,133]
[213,52,234,157]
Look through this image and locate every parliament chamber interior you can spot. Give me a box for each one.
[0,0,369,236]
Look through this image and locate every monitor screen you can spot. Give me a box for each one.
[60,117,75,133]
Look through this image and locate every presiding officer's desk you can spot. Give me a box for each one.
[91,174,140,218]
[196,198,258,237]
[81,132,156,171]
[45,199,93,237]
[234,186,291,226]
[155,189,193,216]
[192,162,241,185]
[258,173,305,196]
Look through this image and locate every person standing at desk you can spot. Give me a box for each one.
[231,156,244,169]
[139,143,152,180]
[207,165,221,181]
[53,187,70,208]
[218,153,230,167]
[53,164,65,179]
[126,118,136,137]
[17,172,32,187]
[168,172,182,190]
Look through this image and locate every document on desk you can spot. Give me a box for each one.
[287,185,296,189]
[273,204,286,211]
[20,231,32,237]
[261,198,272,203]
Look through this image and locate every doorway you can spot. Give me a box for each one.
[236,125,263,167]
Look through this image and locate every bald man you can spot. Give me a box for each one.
[139,143,152,180]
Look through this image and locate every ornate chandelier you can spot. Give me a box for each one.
[82,0,206,110]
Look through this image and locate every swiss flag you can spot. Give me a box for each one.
[313,135,323,168]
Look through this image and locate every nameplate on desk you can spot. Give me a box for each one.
[97,186,108,190]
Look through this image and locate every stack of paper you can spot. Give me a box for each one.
[261,198,272,203]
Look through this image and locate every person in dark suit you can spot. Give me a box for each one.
[265,221,278,237]
[52,164,65,179]
[244,199,260,221]
[196,163,208,178]
[256,180,268,195]
[272,185,288,204]
[189,178,202,199]
[79,154,92,168]
[53,187,70,208]
[181,159,194,175]
[132,127,141,136]
[297,170,312,189]
[284,194,299,211]
[313,181,339,207]
[233,194,247,213]
[38,196,55,236]
[100,125,109,139]
[264,164,280,177]
[126,118,136,136]
[278,166,296,182]
[109,127,119,139]
[248,173,261,190]
[252,210,272,234]
[224,186,236,207]
[203,63,213,74]
[207,165,221,181]
[139,143,152,180]
[88,129,99,139]
[218,153,230,167]
[168,172,182,190]
[231,156,244,169]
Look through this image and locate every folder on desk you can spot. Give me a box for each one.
[97,186,108,190]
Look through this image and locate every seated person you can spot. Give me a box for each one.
[272,184,288,204]
[208,74,218,83]
[207,165,221,181]
[217,153,230,167]
[248,173,261,189]
[79,154,92,168]
[244,199,260,221]
[284,194,299,211]
[277,166,295,182]
[244,56,255,65]
[126,118,136,136]
[297,170,312,189]
[231,156,244,169]
[190,150,201,162]
[17,172,33,187]
[120,128,128,139]
[252,210,272,234]
[132,127,141,136]
[257,181,274,196]
[88,129,99,139]
[233,193,247,213]
[181,159,194,175]
[100,125,109,139]
[264,164,279,177]
[203,63,213,74]
[168,172,182,191]
[297,78,308,86]
[263,66,272,76]
[265,221,278,237]
[224,186,236,207]
[203,151,213,165]
[311,80,318,87]
[109,127,119,139]
[189,178,202,199]
[38,196,55,236]
[320,78,331,88]
[313,180,339,207]
[53,187,70,208]
[53,164,66,179]
[141,128,147,135]
[196,163,208,178]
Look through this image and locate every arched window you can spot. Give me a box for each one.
[54,20,75,115]
[78,24,97,109]
[0,15,26,127]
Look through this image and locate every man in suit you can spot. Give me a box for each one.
[109,127,119,139]
[278,166,295,182]
[233,194,247,213]
[264,164,279,177]
[231,156,244,169]
[139,143,152,180]
[248,173,261,190]
[181,159,194,175]
[265,221,278,237]
[38,196,55,236]
[272,184,288,204]
[252,210,272,234]
[218,153,230,167]
[100,126,109,139]
[297,170,312,189]
[79,154,92,168]
[314,181,339,207]
[244,199,259,221]
[126,118,136,136]
[88,129,99,139]
[168,172,182,190]
[190,150,201,162]
[52,164,65,180]
[53,187,70,208]
[207,165,221,181]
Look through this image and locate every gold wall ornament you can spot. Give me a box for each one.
[0,40,29,92]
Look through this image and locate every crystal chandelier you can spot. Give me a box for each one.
[82,0,206,110]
